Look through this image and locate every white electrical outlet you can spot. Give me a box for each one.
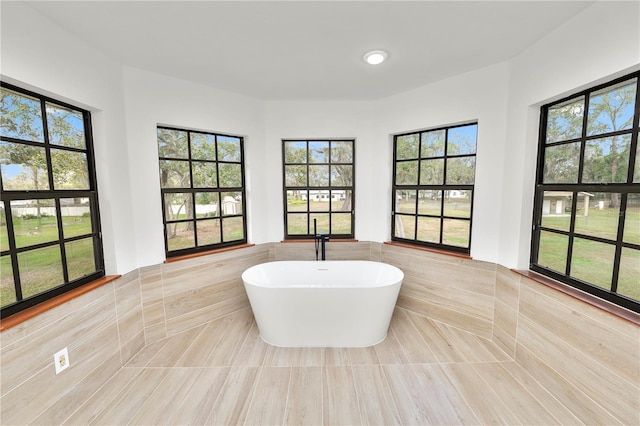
[54,347,70,374]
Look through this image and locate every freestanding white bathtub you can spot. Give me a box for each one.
[241,260,404,347]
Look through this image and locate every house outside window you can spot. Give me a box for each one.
[283,139,355,239]
[531,71,639,313]
[392,123,478,254]
[157,126,247,257]
[0,83,105,318]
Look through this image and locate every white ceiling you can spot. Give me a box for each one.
[23,1,595,101]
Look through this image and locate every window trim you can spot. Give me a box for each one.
[0,82,105,319]
[530,71,640,314]
[282,139,356,240]
[157,125,248,258]
[391,122,478,255]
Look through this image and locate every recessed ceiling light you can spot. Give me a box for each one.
[363,50,388,65]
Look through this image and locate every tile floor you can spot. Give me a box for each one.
[61,307,582,425]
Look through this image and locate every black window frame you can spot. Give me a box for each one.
[282,139,356,239]
[157,126,247,258]
[0,82,105,318]
[391,122,478,255]
[531,71,640,313]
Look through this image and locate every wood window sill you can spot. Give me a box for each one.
[0,275,121,332]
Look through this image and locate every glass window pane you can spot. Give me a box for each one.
[159,160,190,188]
[330,164,352,186]
[310,213,330,235]
[221,192,242,216]
[0,142,50,190]
[582,135,631,183]
[309,190,330,212]
[309,165,329,186]
[197,219,221,246]
[331,213,351,234]
[417,217,440,243]
[624,193,640,245]
[0,205,8,251]
[192,162,217,188]
[61,198,92,239]
[190,132,216,161]
[419,159,444,185]
[11,199,58,248]
[331,190,351,213]
[442,219,470,247]
[618,248,640,301]
[163,193,193,222]
[18,246,63,299]
[218,163,242,187]
[587,78,636,136]
[284,141,307,163]
[570,238,615,289]
[285,165,307,187]
[45,103,85,149]
[287,213,308,235]
[51,149,89,190]
[157,128,188,159]
[330,141,352,163]
[543,142,580,183]
[443,190,472,218]
[546,96,585,143]
[635,131,640,183]
[217,136,241,162]
[309,141,329,163]
[287,190,308,212]
[538,231,568,274]
[394,214,415,240]
[541,191,572,232]
[0,255,16,308]
[396,190,416,214]
[195,192,219,218]
[418,190,441,215]
[395,161,418,185]
[446,157,475,185]
[66,237,96,281]
[447,124,477,155]
[166,222,195,251]
[421,130,445,157]
[573,192,620,241]
[222,216,244,242]
[0,88,44,142]
[396,134,419,160]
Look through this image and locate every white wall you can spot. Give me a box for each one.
[499,0,640,269]
[0,2,137,275]
[263,101,376,242]
[2,1,638,272]
[121,67,266,267]
[373,62,511,262]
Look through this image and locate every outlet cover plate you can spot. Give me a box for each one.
[54,347,70,374]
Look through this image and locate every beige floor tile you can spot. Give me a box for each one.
[205,366,259,425]
[244,367,292,425]
[352,365,402,425]
[285,367,323,425]
[323,366,362,425]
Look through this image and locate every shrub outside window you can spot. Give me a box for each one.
[283,139,355,239]
[157,126,247,257]
[532,71,639,313]
[392,123,477,254]
[0,83,104,318]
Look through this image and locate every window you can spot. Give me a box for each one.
[391,123,477,254]
[157,126,246,257]
[0,83,104,318]
[532,71,639,313]
[283,140,355,239]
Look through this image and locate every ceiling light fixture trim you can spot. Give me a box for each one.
[363,50,388,65]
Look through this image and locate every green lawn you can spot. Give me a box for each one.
[539,207,640,301]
